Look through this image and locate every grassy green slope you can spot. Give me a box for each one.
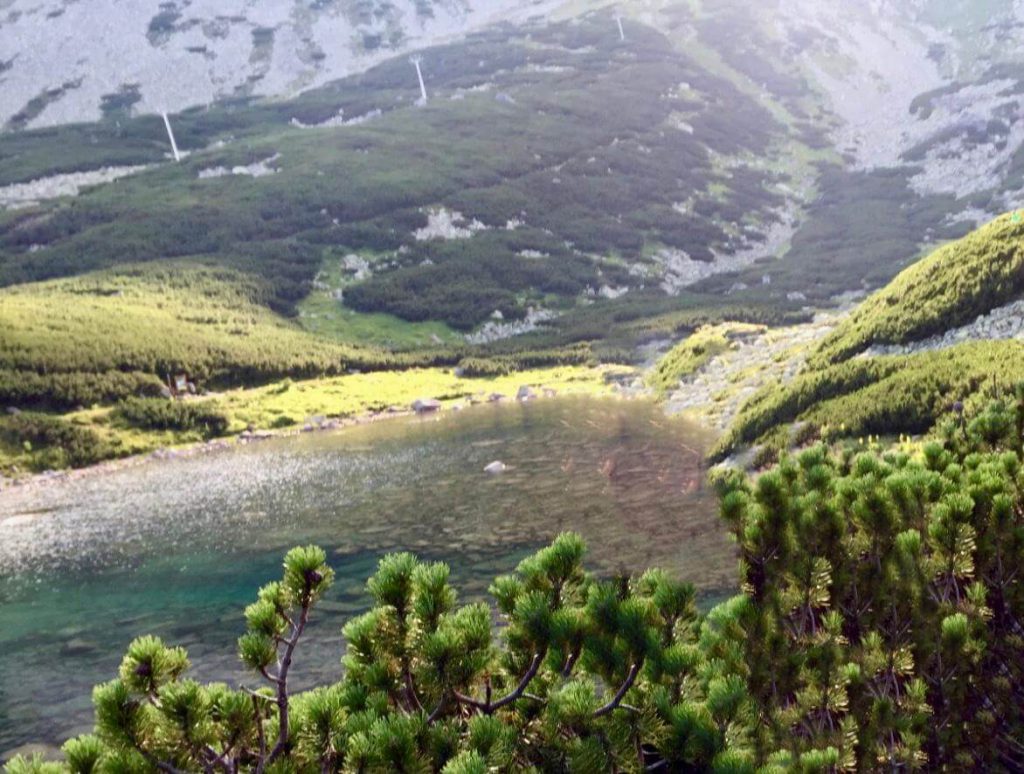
[809,213,1024,367]
[0,264,442,410]
[712,216,1024,461]
[0,7,830,422]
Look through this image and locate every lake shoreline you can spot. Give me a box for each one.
[0,389,655,497]
[0,404,431,495]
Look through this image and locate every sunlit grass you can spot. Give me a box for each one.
[0,364,631,475]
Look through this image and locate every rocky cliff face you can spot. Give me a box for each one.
[0,0,556,129]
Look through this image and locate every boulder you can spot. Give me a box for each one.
[484,460,507,474]
[488,393,505,403]
[412,398,442,414]
[516,385,536,401]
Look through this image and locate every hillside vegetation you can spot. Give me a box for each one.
[0,12,805,336]
[713,340,1024,461]
[810,213,1024,367]
[0,264,421,411]
[647,322,763,395]
[712,216,1024,462]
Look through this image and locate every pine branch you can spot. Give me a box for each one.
[260,593,312,770]
[593,663,641,718]
[404,668,425,713]
[561,646,582,677]
[455,652,544,714]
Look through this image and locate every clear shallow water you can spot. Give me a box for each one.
[0,397,734,755]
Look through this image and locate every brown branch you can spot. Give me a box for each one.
[404,669,425,713]
[253,693,267,761]
[593,663,641,718]
[455,653,544,715]
[489,652,545,713]
[427,694,447,724]
[261,593,312,770]
[136,746,189,774]
[259,667,282,686]
[561,646,582,677]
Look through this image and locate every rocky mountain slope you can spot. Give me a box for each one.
[695,213,1024,463]
[4,0,1024,440]
[0,0,558,130]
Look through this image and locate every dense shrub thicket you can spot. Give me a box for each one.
[0,369,166,411]
[9,388,1024,772]
[0,413,112,469]
[456,344,594,377]
[113,398,230,438]
[484,291,810,359]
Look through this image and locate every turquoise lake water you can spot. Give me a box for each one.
[0,396,735,756]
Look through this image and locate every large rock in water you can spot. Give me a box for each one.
[484,460,507,474]
[412,398,442,414]
[516,385,536,401]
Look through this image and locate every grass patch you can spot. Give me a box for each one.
[647,322,763,394]
[220,363,624,429]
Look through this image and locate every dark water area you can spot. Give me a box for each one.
[0,396,735,755]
